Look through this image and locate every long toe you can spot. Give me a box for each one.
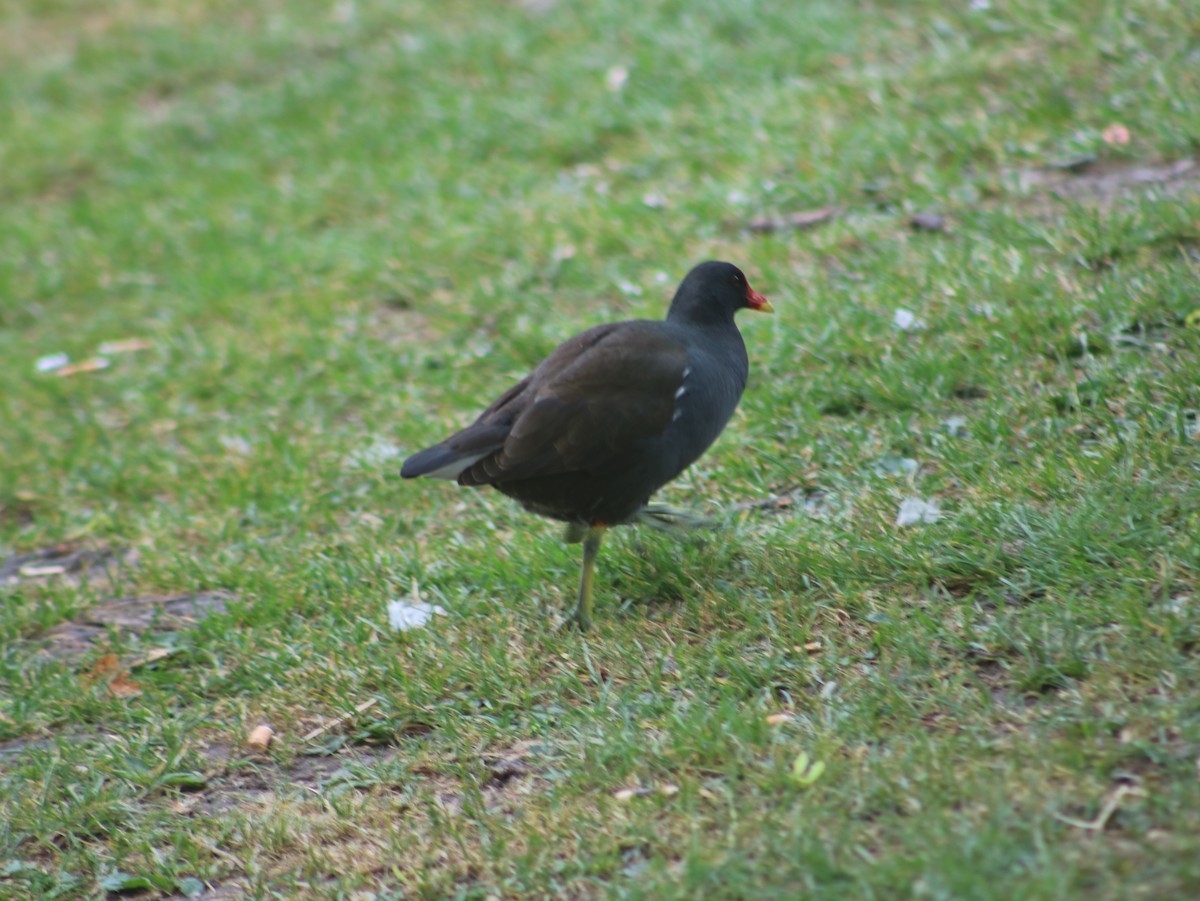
[635,504,720,532]
[560,605,592,632]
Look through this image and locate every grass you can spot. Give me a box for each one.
[2,0,1199,897]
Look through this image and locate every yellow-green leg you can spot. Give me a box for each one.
[566,525,605,631]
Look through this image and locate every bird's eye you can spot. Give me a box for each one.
[731,273,743,284]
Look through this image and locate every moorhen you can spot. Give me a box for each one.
[402,260,772,629]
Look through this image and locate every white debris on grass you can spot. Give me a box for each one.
[896,497,942,527]
[605,65,629,92]
[874,456,919,477]
[892,308,926,332]
[942,415,969,437]
[387,599,447,632]
[35,353,70,373]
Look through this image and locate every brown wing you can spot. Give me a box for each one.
[461,322,688,485]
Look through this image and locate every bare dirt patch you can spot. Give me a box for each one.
[1008,157,1199,209]
[188,743,402,816]
[36,591,234,663]
[0,543,129,587]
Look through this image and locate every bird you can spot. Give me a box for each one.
[401,260,773,629]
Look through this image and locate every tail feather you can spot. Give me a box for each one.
[403,418,513,481]
[401,445,489,480]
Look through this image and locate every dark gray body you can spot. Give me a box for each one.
[402,261,760,526]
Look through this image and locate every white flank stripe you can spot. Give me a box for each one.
[423,452,489,480]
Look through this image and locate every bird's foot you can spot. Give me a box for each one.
[559,605,592,632]
[635,504,719,533]
[562,525,602,631]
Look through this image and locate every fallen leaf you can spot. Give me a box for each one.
[107,670,143,697]
[83,655,143,696]
[128,648,177,669]
[86,654,123,682]
[162,772,208,791]
[100,873,154,893]
[766,713,792,726]
[790,751,826,786]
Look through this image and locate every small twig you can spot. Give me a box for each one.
[303,698,380,742]
[793,343,832,365]
[198,837,246,869]
[746,205,839,234]
[730,487,818,514]
[1052,783,1143,831]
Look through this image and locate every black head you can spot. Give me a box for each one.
[666,261,772,325]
